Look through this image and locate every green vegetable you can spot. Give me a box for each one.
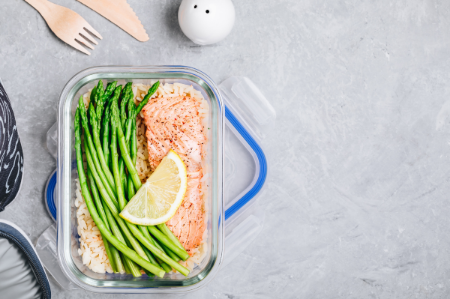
[157,223,186,252]
[128,223,190,276]
[148,226,190,261]
[87,168,117,273]
[135,81,160,116]
[120,82,133,130]
[96,81,117,125]
[110,96,129,211]
[78,97,117,202]
[74,108,164,278]
[123,258,130,274]
[100,201,125,274]
[83,124,119,214]
[111,97,142,191]
[125,119,133,144]
[143,229,172,273]
[160,242,181,262]
[119,158,127,199]
[88,103,116,192]
[127,99,137,201]
[85,133,142,276]
[93,81,105,120]
[104,82,117,102]
[90,86,97,104]
[142,247,159,270]
[113,213,149,264]
[104,202,142,277]
[102,104,111,169]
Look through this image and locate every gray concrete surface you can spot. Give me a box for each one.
[2,0,450,298]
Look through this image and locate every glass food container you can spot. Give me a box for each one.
[37,66,276,294]
[56,66,224,293]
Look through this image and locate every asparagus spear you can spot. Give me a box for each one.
[111,97,142,191]
[113,213,149,265]
[157,223,186,252]
[120,83,133,130]
[111,96,130,211]
[83,135,119,214]
[121,81,159,193]
[99,200,125,274]
[148,226,190,261]
[141,247,156,277]
[127,175,135,202]
[123,257,131,274]
[86,108,155,270]
[78,98,118,203]
[127,100,137,200]
[85,132,148,273]
[124,95,135,146]
[127,221,189,276]
[86,137,161,273]
[138,228,160,268]
[90,86,97,104]
[104,202,142,277]
[96,81,117,125]
[89,103,116,192]
[119,158,127,199]
[87,168,117,273]
[142,228,172,273]
[74,108,165,278]
[125,119,133,144]
[139,226,180,272]
[135,81,160,117]
[160,242,181,262]
[121,80,159,144]
[102,104,111,170]
[93,81,105,115]
[103,82,117,103]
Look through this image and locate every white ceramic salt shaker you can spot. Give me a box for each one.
[178,0,235,45]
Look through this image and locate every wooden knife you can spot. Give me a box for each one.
[77,0,149,42]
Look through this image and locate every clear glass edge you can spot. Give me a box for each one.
[56,65,224,294]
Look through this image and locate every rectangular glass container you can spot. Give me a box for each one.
[56,66,224,293]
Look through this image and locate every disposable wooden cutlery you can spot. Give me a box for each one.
[25,0,102,55]
[77,0,149,42]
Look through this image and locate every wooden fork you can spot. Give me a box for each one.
[25,0,102,55]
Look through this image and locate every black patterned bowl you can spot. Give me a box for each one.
[0,81,24,211]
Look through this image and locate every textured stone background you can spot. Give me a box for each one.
[2,0,450,298]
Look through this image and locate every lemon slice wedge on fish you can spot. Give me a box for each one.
[120,150,187,226]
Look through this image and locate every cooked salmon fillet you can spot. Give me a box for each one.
[142,96,206,255]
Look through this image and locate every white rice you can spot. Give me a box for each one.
[76,81,209,274]
[75,179,113,274]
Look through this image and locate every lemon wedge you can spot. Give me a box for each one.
[120,150,187,225]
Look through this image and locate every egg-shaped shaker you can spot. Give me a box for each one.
[178,0,235,45]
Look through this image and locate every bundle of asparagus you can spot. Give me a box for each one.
[74,80,190,277]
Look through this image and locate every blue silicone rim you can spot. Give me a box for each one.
[223,107,268,220]
[45,170,57,221]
